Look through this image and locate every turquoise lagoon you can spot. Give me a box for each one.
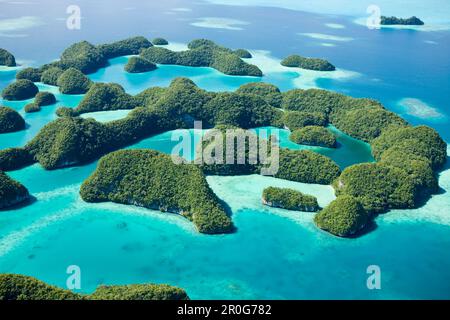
[1,0,450,299]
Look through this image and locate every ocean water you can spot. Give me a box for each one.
[0,0,450,299]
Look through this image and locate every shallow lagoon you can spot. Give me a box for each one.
[0,0,450,299]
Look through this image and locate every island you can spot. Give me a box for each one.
[40,67,64,86]
[98,36,153,59]
[381,16,424,25]
[262,187,320,212]
[124,56,157,73]
[34,91,56,106]
[281,54,336,71]
[0,36,446,239]
[140,39,263,76]
[80,149,233,234]
[0,171,30,209]
[289,126,337,148]
[0,106,25,133]
[0,48,16,67]
[236,82,282,107]
[1,79,39,101]
[234,49,252,58]
[152,37,169,45]
[314,195,369,237]
[24,103,41,113]
[0,274,189,300]
[56,68,92,94]
[281,111,327,130]
[16,67,42,82]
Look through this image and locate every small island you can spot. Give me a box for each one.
[0,48,16,67]
[40,67,64,86]
[0,106,25,133]
[16,67,42,82]
[152,37,169,45]
[281,54,336,71]
[314,195,369,237]
[1,79,39,101]
[262,187,320,212]
[56,68,92,94]
[35,91,56,106]
[124,56,157,73]
[24,102,41,113]
[0,148,33,171]
[0,273,189,300]
[0,171,30,209]
[140,39,263,76]
[80,149,233,234]
[289,126,337,148]
[381,16,424,25]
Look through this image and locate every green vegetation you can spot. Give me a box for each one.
[134,86,166,106]
[334,163,417,213]
[234,49,252,58]
[34,91,56,106]
[55,107,75,118]
[80,149,233,234]
[73,83,137,115]
[236,82,282,107]
[290,126,336,148]
[56,68,92,94]
[0,171,30,209]
[0,48,16,67]
[282,111,327,130]
[381,16,424,25]
[141,39,262,76]
[124,56,157,73]
[58,41,106,73]
[1,79,39,100]
[0,274,81,300]
[25,117,114,169]
[0,274,189,300]
[276,149,341,184]
[262,187,320,211]
[314,195,369,237]
[24,103,40,113]
[98,36,152,59]
[281,88,344,114]
[281,54,336,71]
[0,148,34,171]
[40,67,64,86]
[89,284,189,300]
[16,67,42,82]
[0,106,25,133]
[371,125,447,169]
[152,38,169,45]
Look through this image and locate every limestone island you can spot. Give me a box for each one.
[289,126,337,148]
[152,37,169,45]
[124,56,157,73]
[314,195,369,237]
[0,273,189,300]
[0,106,25,133]
[0,171,30,209]
[80,149,233,234]
[24,103,41,113]
[1,79,39,101]
[16,67,42,82]
[262,187,320,212]
[0,48,16,67]
[281,54,336,71]
[381,16,424,25]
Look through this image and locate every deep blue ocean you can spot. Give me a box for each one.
[0,0,449,299]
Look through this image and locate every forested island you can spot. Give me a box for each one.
[281,54,335,71]
[0,36,447,238]
[0,171,30,209]
[289,126,337,148]
[381,16,424,25]
[0,274,189,300]
[0,106,25,133]
[0,48,16,67]
[262,187,320,212]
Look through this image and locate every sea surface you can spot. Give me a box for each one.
[0,0,449,299]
